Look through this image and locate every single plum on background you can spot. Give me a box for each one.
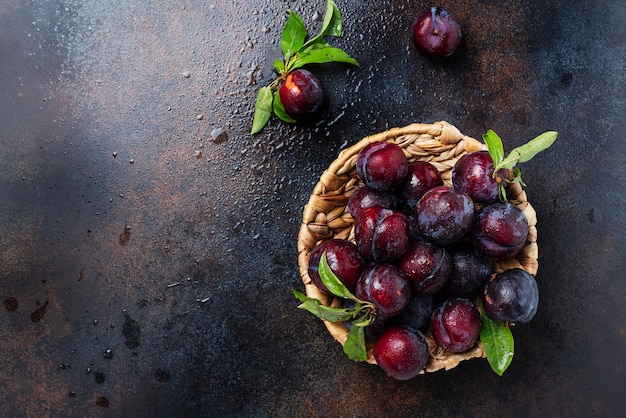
[279,69,324,122]
[412,7,462,59]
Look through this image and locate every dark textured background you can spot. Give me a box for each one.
[1,0,624,416]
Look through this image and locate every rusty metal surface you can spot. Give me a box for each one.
[0,0,624,416]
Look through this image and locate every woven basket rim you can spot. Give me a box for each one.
[297,121,538,373]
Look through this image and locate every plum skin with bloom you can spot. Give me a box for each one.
[279,69,324,121]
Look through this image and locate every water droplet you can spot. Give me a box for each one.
[103,349,113,359]
[210,128,228,143]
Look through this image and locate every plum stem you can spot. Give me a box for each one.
[431,7,439,36]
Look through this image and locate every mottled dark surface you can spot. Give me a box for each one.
[0,0,624,416]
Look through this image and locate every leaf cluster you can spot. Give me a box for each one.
[483,130,558,202]
[293,253,375,362]
[251,0,359,134]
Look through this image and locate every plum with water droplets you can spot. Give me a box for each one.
[412,7,462,59]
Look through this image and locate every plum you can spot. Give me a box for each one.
[279,69,324,121]
[412,7,462,59]
[373,325,429,380]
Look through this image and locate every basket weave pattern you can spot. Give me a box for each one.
[297,121,538,372]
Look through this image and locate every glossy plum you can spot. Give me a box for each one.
[397,240,452,296]
[416,186,474,245]
[347,185,397,219]
[400,161,443,209]
[356,264,411,318]
[430,298,481,353]
[483,268,539,324]
[279,69,324,121]
[356,142,408,192]
[308,239,366,294]
[441,243,492,298]
[472,202,528,259]
[396,295,434,331]
[412,7,462,59]
[355,206,410,263]
[373,325,429,380]
[452,151,509,204]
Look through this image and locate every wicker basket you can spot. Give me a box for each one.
[297,121,539,373]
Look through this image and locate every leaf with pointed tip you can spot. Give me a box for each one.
[498,131,558,169]
[482,129,505,167]
[343,324,367,362]
[281,10,307,63]
[480,301,515,376]
[293,289,355,322]
[272,90,296,123]
[291,46,358,70]
[318,252,358,301]
[320,0,342,37]
[251,86,273,134]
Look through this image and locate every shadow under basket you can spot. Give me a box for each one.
[297,121,539,373]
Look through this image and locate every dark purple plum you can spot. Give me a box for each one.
[416,186,474,245]
[356,264,411,318]
[412,7,462,59]
[472,202,528,259]
[483,268,539,324]
[430,298,481,353]
[355,206,410,263]
[396,295,434,331]
[356,142,408,192]
[279,69,324,121]
[308,239,366,294]
[347,185,397,219]
[397,240,451,296]
[373,325,429,380]
[441,242,492,298]
[399,161,443,209]
[452,151,509,204]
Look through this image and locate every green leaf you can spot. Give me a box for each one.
[480,305,515,376]
[272,90,297,124]
[291,46,359,70]
[251,86,274,134]
[281,10,308,62]
[320,0,343,37]
[293,289,355,322]
[482,129,505,167]
[343,324,367,362]
[318,252,357,300]
[498,131,558,169]
[302,0,343,50]
[273,59,285,74]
